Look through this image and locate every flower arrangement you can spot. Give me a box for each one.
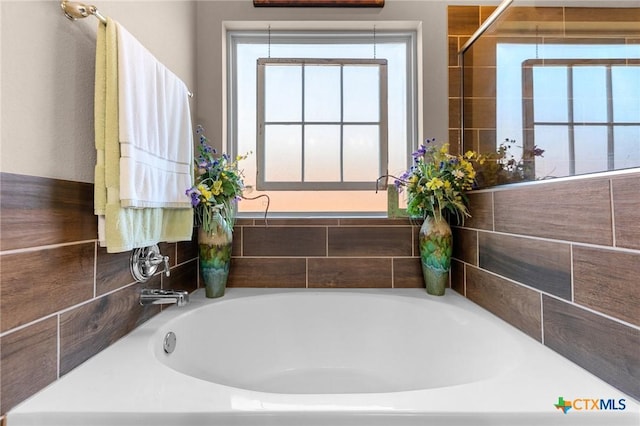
[395,139,477,224]
[474,138,545,188]
[185,126,249,236]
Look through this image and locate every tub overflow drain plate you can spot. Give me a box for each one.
[163,331,177,354]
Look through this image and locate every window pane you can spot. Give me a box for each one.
[260,59,386,190]
[573,67,607,123]
[305,66,341,122]
[614,125,640,169]
[264,125,302,181]
[343,66,379,122]
[574,126,608,174]
[265,66,301,122]
[533,67,568,122]
[378,43,408,177]
[612,66,640,122]
[534,125,570,178]
[232,31,414,213]
[304,125,341,182]
[343,125,379,181]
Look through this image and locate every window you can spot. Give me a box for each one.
[524,60,640,177]
[257,58,388,190]
[496,43,640,180]
[227,29,417,215]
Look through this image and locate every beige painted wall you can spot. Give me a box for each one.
[194,0,450,155]
[4,0,631,183]
[0,1,197,183]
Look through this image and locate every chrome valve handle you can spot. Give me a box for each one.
[130,244,170,283]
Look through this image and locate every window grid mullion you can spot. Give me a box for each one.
[606,65,614,171]
[301,64,306,183]
[340,64,345,184]
[567,65,575,176]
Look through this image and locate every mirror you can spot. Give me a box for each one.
[460,2,640,188]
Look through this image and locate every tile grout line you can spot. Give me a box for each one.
[467,262,640,331]
[609,179,617,247]
[93,241,98,299]
[539,293,545,345]
[0,280,141,339]
[463,263,467,297]
[391,257,395,288]
[461,227,639,256]
[56,314,61,379]
[0,239,98,256]
[570,243,575,303]
[491,192,496,232]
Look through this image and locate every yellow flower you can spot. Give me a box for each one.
[426,177,444,190]
[211,180,223,196]
[464,162,474,173]
[197,184,213,201]
[464,151,476,160]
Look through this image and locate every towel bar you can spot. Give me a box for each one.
[60,1,194,99]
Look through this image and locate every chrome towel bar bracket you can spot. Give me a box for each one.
[61,1,107,24]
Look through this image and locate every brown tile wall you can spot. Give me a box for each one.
[451,171,640,401]
[228,218,422,289]
[0,173,199,416]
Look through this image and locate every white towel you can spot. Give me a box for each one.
[116,23,193,208]
[94,19,194,253]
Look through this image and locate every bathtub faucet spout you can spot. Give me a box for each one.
[140,289,189,307]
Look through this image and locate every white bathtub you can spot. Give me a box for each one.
[8,288,639,426]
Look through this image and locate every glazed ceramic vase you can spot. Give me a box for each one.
[418,216,452,296]
[198,224,233,298]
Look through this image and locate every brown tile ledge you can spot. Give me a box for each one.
[236,217,416,226]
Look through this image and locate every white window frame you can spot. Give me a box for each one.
[226,27,419,215]
[256,57,388,190]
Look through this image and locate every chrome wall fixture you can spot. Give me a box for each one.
[60,1,107,24]
[140,289,189,307]
[130,245,170,283]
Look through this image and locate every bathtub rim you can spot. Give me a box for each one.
[7,287,640,426]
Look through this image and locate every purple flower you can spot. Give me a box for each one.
[185,187,201,207]
[412,145,427,158]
